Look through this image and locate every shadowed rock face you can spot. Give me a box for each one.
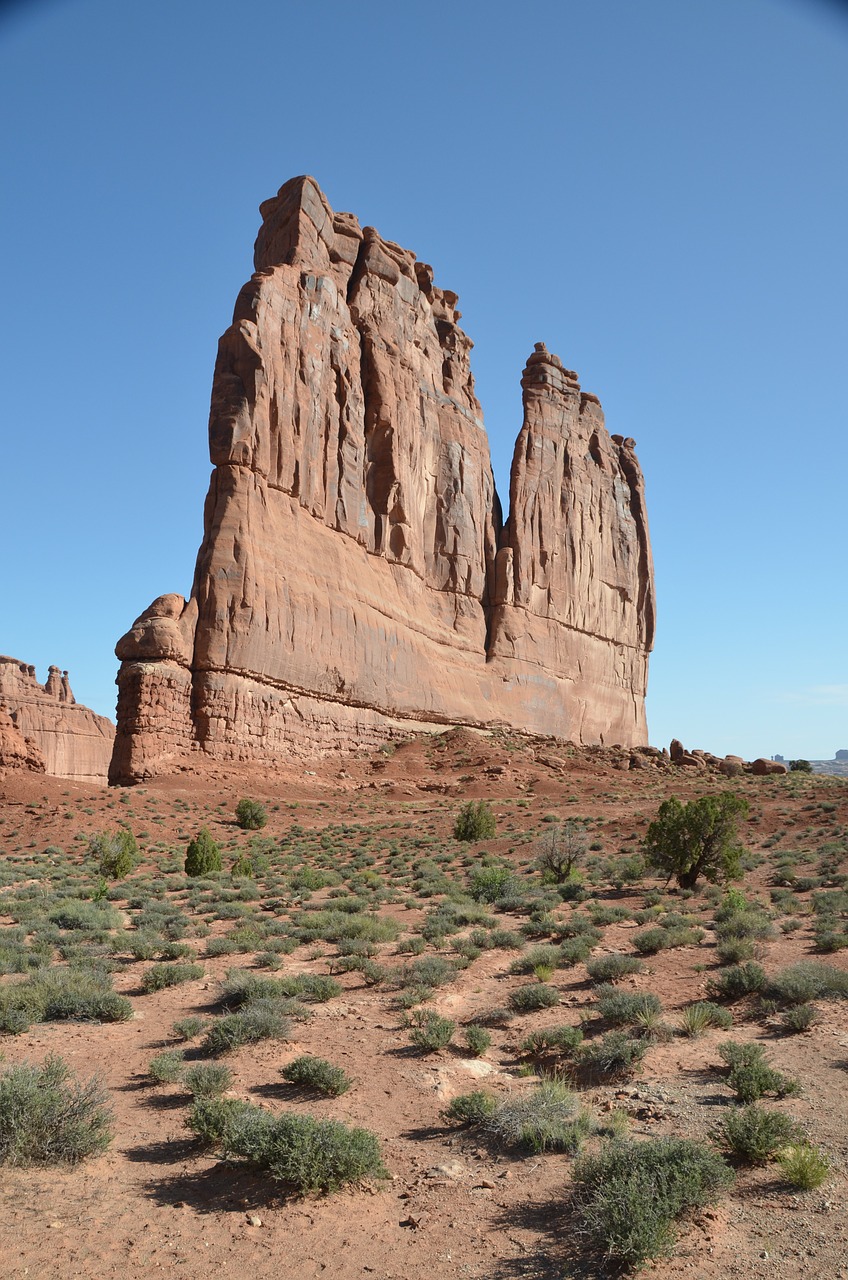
[0,657,114,783]
[111,177,655,783]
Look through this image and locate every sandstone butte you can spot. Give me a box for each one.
[0,656,115,784]
[111,177,655,784]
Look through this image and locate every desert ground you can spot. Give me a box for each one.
[1,729,846,1279]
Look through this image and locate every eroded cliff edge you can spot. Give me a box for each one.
[0,657,115,783]
[111,177,654,783]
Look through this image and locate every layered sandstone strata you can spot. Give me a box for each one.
[0,656,114,783]
[111,177,655,783]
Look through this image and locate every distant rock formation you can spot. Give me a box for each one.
[111,177,655,783]
[0,656,114,783]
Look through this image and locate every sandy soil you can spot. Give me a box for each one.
[0,732,846,1279]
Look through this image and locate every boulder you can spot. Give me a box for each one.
[751,757,788,776]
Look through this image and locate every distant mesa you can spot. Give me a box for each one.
[836,749,848,762]
[110,176,655,784]
[0,656,115,784]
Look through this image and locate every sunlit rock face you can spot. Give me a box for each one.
[111,177,654,783]
[0,657,114,783]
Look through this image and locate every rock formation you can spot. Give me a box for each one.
[111,177,655,783]
[0,657,114,783]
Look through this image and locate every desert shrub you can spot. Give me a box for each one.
[509,982,560,1012]
[188,1098,385,1192]
[464,1024,492,1056]
[521,1024,583,1056]
[454,801,496,842]
[281,1055,351,1096]
[148,1049,186,1084]
[468,864,518,903]
[729,1058,800,1102]
[576,1030,646,1081]
[203,998,291,1054]
[715,907,774,943]
[679,1001,733,1037]
[595,985,662,1026]
[780,1004,818,1034]
[536,820,588,882]
[185,828,222,877]
[187,1095,258,1146]
[0,965,132,1033]
[183,1062,233,1098]
[48,899,122,933]
[443,1090,497,1126]
[586,953,644,983]
[397,955,456,990]
[141,962,204,993]
[555,938,590,968]
[510,944,561,976]
[716,1104,801,1163]
[717,1041,765,1072]
[706,962,766,1001]
[235,798,267,831]
[489,928,524,950]
[778,1144,830,1189]
[644,792,747,889]
[221,970,340,1006]
[587,904,631,926]
[90,829,138,880]
[715,937,757,965]
[486,1080,593,1154]
[789,759,813,773]
[573,1137,733,1268]
[765,961,848,1006]
[0,1055,113,1166]
[408,1009,455,1051]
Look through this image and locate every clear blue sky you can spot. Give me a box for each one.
[1,0,846,761]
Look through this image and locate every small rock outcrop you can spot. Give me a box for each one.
[111,177,656,783]
[0,657,114,783]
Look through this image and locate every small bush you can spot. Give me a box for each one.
[454,801,496,842]
[576,1030,646,1081]
[789,759,813,773]
[184,1062,233,1098]
[729,1058,800,1103]
[281,1055,351,1097]
[0,966,132,1033]
[408,1009,455,1051]
[468,864,517,903]
[510,944,561,976]
[235,799,267,831]
[595,985,662,1026]
[586,953,644,983]
[148,1050,186,1085]
[464,1024,492,1057]
[716,1104,801,1163]
[486,1080,593,1154]
[706,962,766,1001]
[443,1090,498,1125]
[780,1004,818,1034]
[91,829,138,880]
[679,1001,733,1037]
[521,1024,583,1056]
[778,1144,830,1189]
[509,983,560,1012]
[766,961,848,1006]
[189,1099,386,1192]
[141,962,204,994]
[0,1055,113,1165]
[536,821,588,882]
[573,1137,733,1267]
[203,999,291,1054]
[171,1015,206,1041]
[558,937,593,966]
[185,828,222,877]
[221,970,341,1006]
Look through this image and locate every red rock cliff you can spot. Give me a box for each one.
[0,657,115,783]
[110,178,654,783]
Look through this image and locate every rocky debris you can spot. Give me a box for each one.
[0,656,114,783]
[111,176,655,783]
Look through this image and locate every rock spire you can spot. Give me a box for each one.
[111,178,654,782]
